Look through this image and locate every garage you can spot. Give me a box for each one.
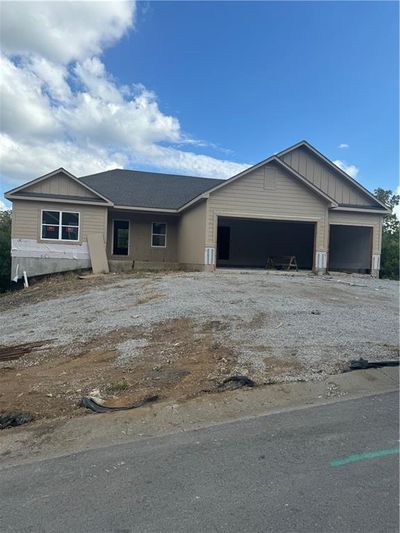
[329,225,372,274]
[216,217,315,269]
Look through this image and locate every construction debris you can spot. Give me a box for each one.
[349,357,399,370]
[80,394,159,413]
[0,340,54,362]
[0,412,33,429]
[217,375,256,390]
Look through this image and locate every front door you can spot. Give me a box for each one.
[113,220,129,255]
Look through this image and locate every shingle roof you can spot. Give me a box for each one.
[79,169,224,210]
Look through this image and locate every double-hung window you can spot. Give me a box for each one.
[41,211,80,241]
[151,222,167,247]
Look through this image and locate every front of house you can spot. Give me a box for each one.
[5,141,389,280]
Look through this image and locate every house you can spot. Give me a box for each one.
[4,141,389,280]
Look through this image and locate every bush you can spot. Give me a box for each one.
[0,210,11,292]
[374,189,399,280]
[381,229,399,280]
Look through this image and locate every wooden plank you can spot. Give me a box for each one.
[87,233,109,274]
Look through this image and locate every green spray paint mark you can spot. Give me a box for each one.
[330,447,400,467]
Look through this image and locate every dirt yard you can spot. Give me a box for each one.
[0,270,398,422]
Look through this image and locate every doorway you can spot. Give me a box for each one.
[113,220,130,255]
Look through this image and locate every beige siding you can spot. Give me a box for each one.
[328,211,383,254]
[178,201,207,265]
[23,172,99,199]
[281,146,374,206]
[206,161,329,251]
[12,200,107,243]
[106,210,178,263]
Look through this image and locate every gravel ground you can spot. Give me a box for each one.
[1,270,398,380]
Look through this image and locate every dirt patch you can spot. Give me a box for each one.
[0,270,153,311]
[0,318,238,421]
[263,356,307,383]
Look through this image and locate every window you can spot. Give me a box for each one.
[113,220,129,255]
[151,222,167,247]
[41,210,79,241]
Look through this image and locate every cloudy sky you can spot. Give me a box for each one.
[0,1,398,208]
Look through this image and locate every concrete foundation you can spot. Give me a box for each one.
[11,257,91,279]
[133,261,181,271]
[108,260,134,273]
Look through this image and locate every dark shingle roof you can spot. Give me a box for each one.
[79,169,224,210]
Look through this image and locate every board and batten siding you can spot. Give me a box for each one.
[22,172,99,199]
[11,200,108,243]
[280,146,373,207]
[328,211,383,255]
[206,161,329,251]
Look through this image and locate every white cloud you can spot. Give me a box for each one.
[0,1,135,64]
[0,54,60,139]
[0,134,127,183]
[0,1,248,188]
[333,160,359,178]
[0,199,7,211]
[338,143,349,149]
[29,56,72,102]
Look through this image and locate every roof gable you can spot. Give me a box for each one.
[277,141,388,211]
[180,155,338,211]
[5,168,112,205]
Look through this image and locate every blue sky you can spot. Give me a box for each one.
[1,1,399,207]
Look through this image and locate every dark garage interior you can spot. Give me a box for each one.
[216,217,315,269]
[329,224,372,274]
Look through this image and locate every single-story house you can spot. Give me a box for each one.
[5,140,389,279]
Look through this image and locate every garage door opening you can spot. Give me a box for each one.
[329,225,372,274]
[216,217,315,269]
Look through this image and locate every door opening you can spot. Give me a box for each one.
[113,220,129,255]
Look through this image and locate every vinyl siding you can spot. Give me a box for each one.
[106,210,178,263]
[206,161,329,250]
[11,200,107,243]
[281,146,375,206]
[23,172,99,199]
[178,200,207,265]
[328,211,383,255]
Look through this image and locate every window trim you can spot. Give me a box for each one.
[111,219,130,256]
[151,222,167,248]
[41,209,80,242]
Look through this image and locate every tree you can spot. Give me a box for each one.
[374,189,399,280]
[0,209,12,292]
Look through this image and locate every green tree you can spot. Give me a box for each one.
[374,189,399,280]
[0,209,12,292]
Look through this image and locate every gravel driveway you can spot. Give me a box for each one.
[1,270,398,380]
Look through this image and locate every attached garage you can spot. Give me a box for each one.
[216,216,315,269]
[329,225,372,274]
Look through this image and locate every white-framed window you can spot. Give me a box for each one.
[151,222,167,248]
[41,210,80,241]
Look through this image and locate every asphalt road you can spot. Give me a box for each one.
[1,392,398,533]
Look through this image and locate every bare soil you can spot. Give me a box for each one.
[0,269,397,424]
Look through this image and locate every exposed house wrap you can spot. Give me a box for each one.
[5,141,389,279]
